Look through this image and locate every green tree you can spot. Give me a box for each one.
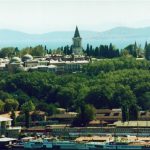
[86,44,90,56]
[25,111,30,128]
[4,99,19,112]
[112,85,136,108]
[145,43,150,60]
[129,104,139,121]
[138,92,150,110]
[122,105,129,122]
[72,102,95,127]
[21,100,35,112]
[21,100,35,128]
[20,45,46,57]
[46,104,58,116]
[56,86,76,109]
[0,100,5,113]
[124,43,137,57]
[37,102,58,116]
[11,109,16,127]
[85,84,115,109]
[0,47,16,58]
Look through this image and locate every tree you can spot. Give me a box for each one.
[85,84,115,109]
[21,100,35,112]
[25,111,30,128]
[72,102,95,127]
[122,105,129,122]
[21,100,35,128]
[86,44,90,56]
[145,43,150,60]
[12,90,30,105]
[14,47,19,56]
[4,99,19,112]
[123,44,137,57]
[112,85,136,108]
[37,102,58,115]
[0,47,16,58]
[70,45,73,54]
[112,85,136,121]
[129,104,139,121]
[138,92,150,110]
[89,45,93,56]
[44,45,47,54]
[0,100,5,113]
[56,86,76,109]
[0,91,13,100]
[30,45,46,56]
[94,47,99,57]
[46,104,58,116]
[11,109,16,126]
[145,41,148,51]
[20,45,46,57]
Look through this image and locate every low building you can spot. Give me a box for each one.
[47,108,77,124]
[95,109,122,124]
[6,56,24,73]
[112,120,150,128]
[75,135,113,142]
[138,110,150,120]
[0,116,21,138]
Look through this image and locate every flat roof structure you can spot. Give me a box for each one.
[0,117,12,122]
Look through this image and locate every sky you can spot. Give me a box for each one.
[0,0,150,33]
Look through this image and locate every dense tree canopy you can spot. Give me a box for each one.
[0,57,150,123]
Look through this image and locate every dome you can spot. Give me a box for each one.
[22,54,33,61]
[11,57,21,63]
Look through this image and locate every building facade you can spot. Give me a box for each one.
[72,26,83,55]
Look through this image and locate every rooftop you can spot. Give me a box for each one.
[113,121,150,127]
[0,117,12,122]
[74,26,80,38]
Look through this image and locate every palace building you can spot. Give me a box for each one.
[5,26,89,73]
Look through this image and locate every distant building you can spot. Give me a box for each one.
[5,27,89,73]
[47,108,77,124]
[72,26,83,55]
[6,56,24,73]
[95,109,122,124]
[138,110,150,120]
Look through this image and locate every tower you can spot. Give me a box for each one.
[72,26,83,55]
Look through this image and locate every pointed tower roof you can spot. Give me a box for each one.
[74,26,80,38]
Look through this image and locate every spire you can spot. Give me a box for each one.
[74,26,80,38]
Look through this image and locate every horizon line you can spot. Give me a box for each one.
[0,25,150,34]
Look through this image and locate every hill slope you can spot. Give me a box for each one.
[0,27,150,49]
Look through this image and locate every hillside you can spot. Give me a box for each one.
[0,27,150,49]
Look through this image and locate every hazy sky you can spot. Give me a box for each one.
[0,0,150,33]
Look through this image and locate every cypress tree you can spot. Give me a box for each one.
[86,44,90,56]
[11,109,16,127]
[25,111,30,128]
[89,45,93,56]
[145,43,150,60]
[122,105,129,122]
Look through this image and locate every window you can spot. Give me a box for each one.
[113,113,119,116]
[104,113,110,116]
